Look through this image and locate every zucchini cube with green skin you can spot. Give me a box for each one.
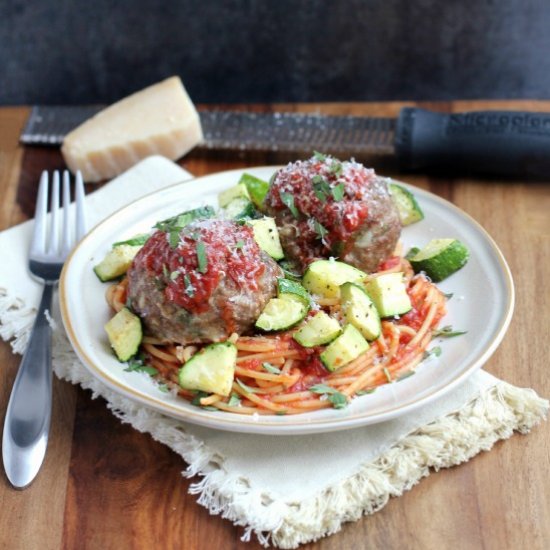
[248,217,284,260]
[408,239,469,282]
[293,311,342,347]
[178,342,237,397]
[302,260,367,299]
[366,273,412,318]
[104,308,142,362]
[223,197,257,220]
[340,282,381,340]
[320,324,370,371]
[388,181,424,225]
[218,181,250,208]
[277,278,312,308]
[94,244,142,282]
[239,173,270,210]
[255,295,308,332]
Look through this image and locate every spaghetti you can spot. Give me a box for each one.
[106,255,447,415]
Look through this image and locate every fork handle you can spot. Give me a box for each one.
[2,283,54,489]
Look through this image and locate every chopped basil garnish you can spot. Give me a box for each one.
[228,393,241,407]
[154,206,215,232]
[331,182,345,201]
[330,160,343,177]
[235,239,245,250]
[356,387,377,395]
[313,151,327,162]
[196,240,208,273]
[308,383,349,409]
[444,292,454,299]
[168,230,181,249]
[312,175,332,202]
[396,370,416,381]
[236,379,261,394]
[183,273,195,297]
[125,357,158,376]
[170,270,180,281]
[433,325,466,337]
[162,264,170,278]
[423,346,442,360]
[280,191,300,218]
[191,391,209,406]
[275,410,288,416]
[313,219,328,240]
[262,362,282,374]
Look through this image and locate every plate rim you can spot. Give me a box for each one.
[59,166,515,434]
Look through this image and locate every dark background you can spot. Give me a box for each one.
[2,0,550,105]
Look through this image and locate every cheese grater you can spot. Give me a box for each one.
[20,105,550,177]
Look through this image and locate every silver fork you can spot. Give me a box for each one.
[2,170,86,489]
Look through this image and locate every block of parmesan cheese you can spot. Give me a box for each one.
[61,76,203,182]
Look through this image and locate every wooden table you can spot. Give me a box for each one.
[0,102,548,550]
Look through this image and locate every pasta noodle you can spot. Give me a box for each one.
[106,256,447,415]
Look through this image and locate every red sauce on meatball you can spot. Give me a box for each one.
[265,156,380,265]
[131,220,266,314]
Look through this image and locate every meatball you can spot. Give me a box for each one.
[127,219,281,344]
[264,155,401,273]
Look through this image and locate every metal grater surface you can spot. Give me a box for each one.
[199,111,396,155]
[20,106,396,156]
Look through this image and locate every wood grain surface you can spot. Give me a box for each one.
[0,102,548,550]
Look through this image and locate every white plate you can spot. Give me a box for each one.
[60,167,514,435]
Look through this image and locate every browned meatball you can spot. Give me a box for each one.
[264,155,401,273]
[127,219,281,344]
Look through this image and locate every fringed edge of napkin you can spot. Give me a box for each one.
[0,289,34,354]
[44,326,549,549]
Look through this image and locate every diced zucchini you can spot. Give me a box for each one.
[223,197,257,220]
[302,260,367,299]
[388,181,424,225]
[408,238,469,282]
[239,173,269,209]
[366,273,412,317]
[93,244,142,282]
[218,181,250,208]
[178,342,237,397]
[113,234,150,247]
[154,206,215,232]
[277,278,311,308]
[248,217,284,260]
[320,325,370,371]
[340,282,381,340]
[104,308,142,362]
[293,311,342,347]
[255,296,308,331]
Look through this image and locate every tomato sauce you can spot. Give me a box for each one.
[131,220,266,314]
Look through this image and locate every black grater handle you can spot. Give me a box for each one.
[394,107,550,178]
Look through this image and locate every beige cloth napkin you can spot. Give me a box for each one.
[1,156,547,548]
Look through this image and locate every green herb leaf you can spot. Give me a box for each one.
[356,387,377,395]
[162,264,170,278]
[168,230,181,249]
[312,175,331,202]
[330,161,343,177]
[196,240,208,273]
[423,346,442,360]
[183,273,195,297]
[275,410,288,416]
[262,362,282,374]
[191,391,209,406]
[432,325,467,337]
[328,392,348,409]
[235,239,245,250]
[331,182,345,201]
[313,219,328,240]
[236,379,262,394]
[280,191,300,218]
[313,151,327,162]
[309,383,338,394]
[170,270,180,281]
[444,292,454,299]
[396,370,416,381]
[228,393,241,407]
[154,206,215,232]
[157,384,170,393]
[124,358,158,376]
